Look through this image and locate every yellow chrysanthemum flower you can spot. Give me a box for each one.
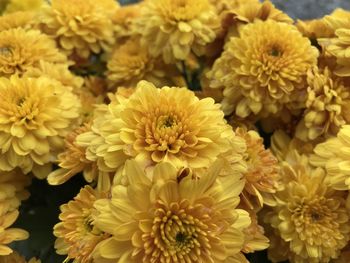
[106,38,168,88]
[323,9,350,76]
[135,0,220,63]
[93,160,250,262]
[77,80,235,174]
[0,251,41,263]
[0,75,80,178]
[209,20,318,117]
[265,156,350,262]
[0,28,67,77]
[4,0,44,14]
[0,210,28,255]
[54,186,109,263]
[236,128,280,210]
[39,0,118,58]
[295,67,350,141]
[311,125,350,190]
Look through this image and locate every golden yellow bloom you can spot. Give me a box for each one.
[0,28,67,76]
[0,210,28,255]
[78,80,234,173]
[0,251,41,263]
[54,186,109,263]
[236,128,280,210]
[106,38,168,88]
[209,20,318,117]
[266,157,350,262]
[323,9,350,76]
[295,67,350,141]
[39,0,118,58]
[135,0,220,63]
[4,0,44,14]
[311,125,350,190]
[94,160,250,262]
[0,75,80,178]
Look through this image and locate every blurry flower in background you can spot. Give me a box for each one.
[0,11,36,31]
[0,75,80,178]
[3,0,45,14]
[54,185,109,263]
[295,67,350,141]
[135,0,220,63]
[0,28,67,76]
[106,37,169,89]
[39,0,118,58]
[265,155,350,262]
[94,160,250,262]
[209,20,318,118]
[111,3,140,45]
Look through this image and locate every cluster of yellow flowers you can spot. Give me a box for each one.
[1,0,350,262]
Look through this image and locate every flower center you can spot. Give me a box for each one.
[158,115,176,128]
[268,46,282,57]
[0,46,12,57]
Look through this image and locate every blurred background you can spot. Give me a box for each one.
[119,0,350,19]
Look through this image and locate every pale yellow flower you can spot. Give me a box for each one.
[295,67,350,141]
[323,9,350,76]
[311,125,350,190]
[209,20,318,117]
[39,0,118,58]
[54,186,109,263]
[94,160,250,262]
[77,80,235,174]
[0,75,80,178]
[266,156,350,262]
[0,28,67,76]
[135,0,220,63]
